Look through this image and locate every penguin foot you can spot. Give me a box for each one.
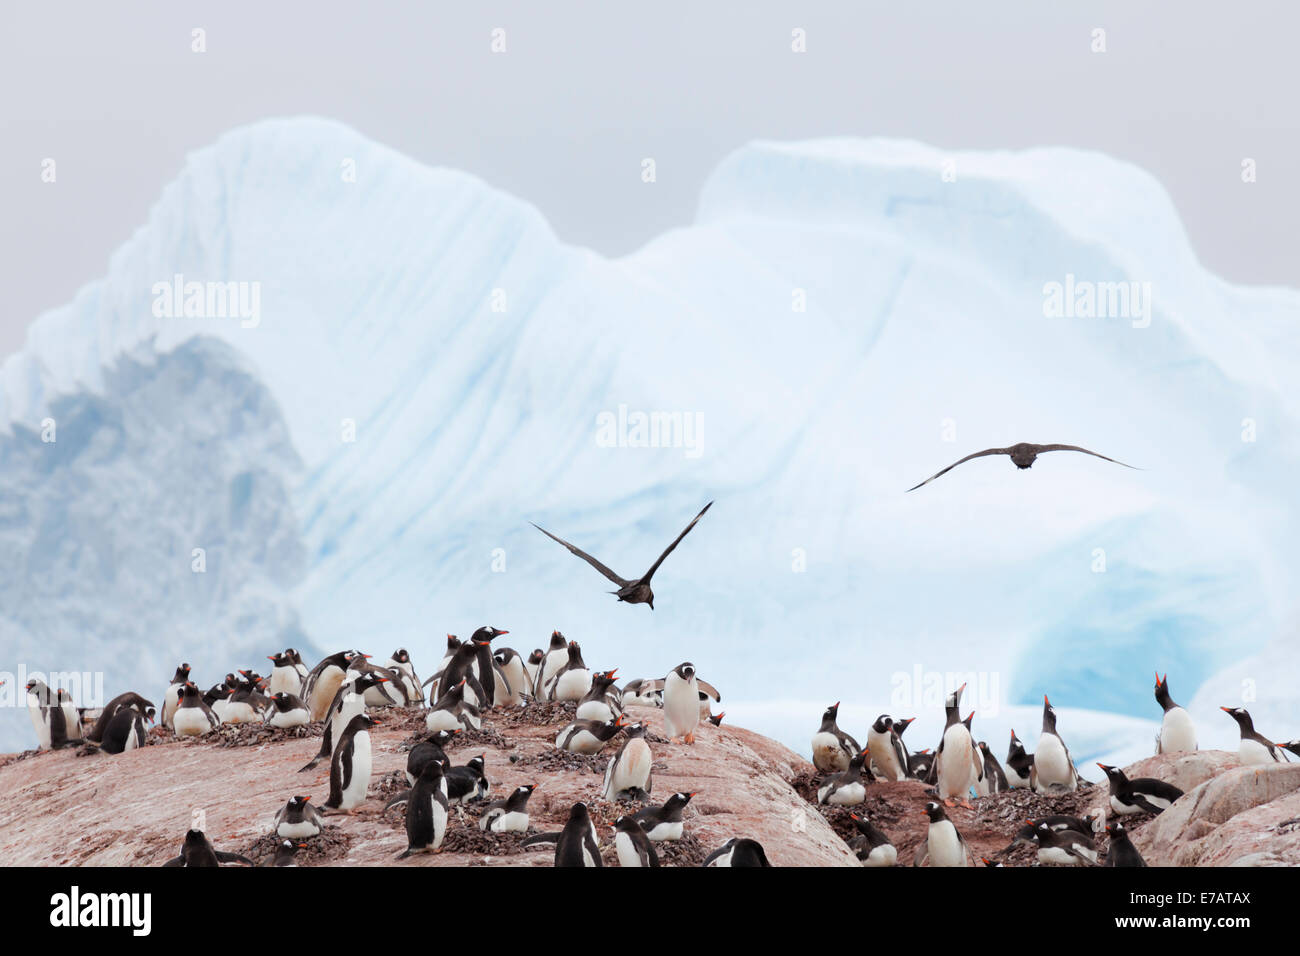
[685,732,695,744]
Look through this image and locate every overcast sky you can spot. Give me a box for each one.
[3,0,1296,358]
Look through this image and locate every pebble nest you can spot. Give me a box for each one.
[502,700,577,727]
[241,824,353,866]
[145,722,323,748]
[515,749,609,774]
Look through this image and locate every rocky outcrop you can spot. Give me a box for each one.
[0,703,857,867]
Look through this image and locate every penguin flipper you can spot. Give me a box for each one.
[385,789,413,810]
[161,855,185,867]
[522,831,562,848]
[912,844,928,867]
[214,850,255,866]
[695,679,721,702]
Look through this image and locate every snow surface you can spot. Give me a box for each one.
[2,118,1297,759]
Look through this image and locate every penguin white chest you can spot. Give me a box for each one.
[269,706,309,729]
[1034,734,1073,790]
[811,733,850,772]
[862,843,897,868]
[1239,738,1276,766]
[927,821,967,867]
[868,728,905,781]
[425,709,461,734]
[609,740,652,794]
[555,669,592,702]
[614,831,645,867]
[490,810,528,833]
[339,733,372,808]
[663,674,700,738]
[173,707,213,737]
[937,725,975,799]
[269,667,300,696]
[1159,707,1196,753]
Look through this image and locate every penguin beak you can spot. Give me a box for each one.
[1220,706,1232,713]
[496,629,509,636]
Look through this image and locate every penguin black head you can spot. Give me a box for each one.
[945,682,966,711]
[1096,762,1124,783]
[1153,672,1176,710]
[1220,706,1253,732]
[528,649,545,665]
[1106,820,1127,838]
[183,828,208,847]
[288,795,312,808]
[613,815,640,834]
[567,802,591,823]
[391,648,411,664]
[1041,695,1058,732]
[445,634,461,651]
[872,714,892,734]
[664,791,696,813]
[350,673,389,695]
[1008,729,1025,754]
[419,759,445,781]
[172,663,191,681]
[471,626,509,643]
[144,707,156,723]
[822,702,841,723]
[923,801,947,823]
[549,631,566,649]
[892,716,915,736]
[677,662,696,681]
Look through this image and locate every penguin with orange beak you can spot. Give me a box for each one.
[1032,695,1079,793]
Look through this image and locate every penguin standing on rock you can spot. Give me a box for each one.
[535,631,569,700]
[1005,730,1034,789]
[1096,763,1184,815]
[383,648,424,705]
[546,641,592,702]
[1103,821,1147,867]
[397,760,449,858]
[161,664,190,730]
[663,662,703,744]
[914,801,972,867]
[868,716,909,782]
[934,684,980,806]
[99,706,151,754]
[1221,707,1287,765]
[25,679,79,750]
[406,730,458,785]
[425,678,482,733]
[267,653,303,697]
[555,802,602,867]
[302,650,367,722]
[324,713,377,813]
[577,669,622,722]
[1154,673,1196,753]
[811,703,860,772]
[1032,696,1079,793]
[493,647,531,707]
[976,742,1009,794]
[613,816,659,867]
[603,721,652,801]
[299,672,389,771]
[87,692,154,743]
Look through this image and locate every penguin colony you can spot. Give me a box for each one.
[805,674,1294,866]
[26,628,768,867]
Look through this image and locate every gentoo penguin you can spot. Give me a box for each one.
[663,662,703,744]
[406,729,458,785]
[444,754,489,805]
[704,837,771,867]
[161,664,191,729]
[613,816,660,867]
[602,721,652,801]
[302,650,366,721]
[1005,729,1034,789]
[425,642,489,708]
[1030,821,1097,866]
[555,714,625,754]
[1007,814,1100,850]
[934,683,980,806]
[267,839,306,867]
[1280,740,1300,758]
[546,641,593,702]
[382,648,424,705]
[204,679,234,721]
[868,715,909,781]
[285,647,310,685]
[422,634,462,700]
[907,749,933,780]
[529,500,713,610]
[1221,706,1287,765]
[86,692,154,743]
[99,706,150,754]
[25,679,77,750]
[524,649,545,691]
[267,692,311,728]
[397,760,449,858]
[299,672,389,771]
[478,784,536,832]
[274,795,324,839]
[1097,763,1184,815]
[913,801,971,868]
[1154,673,1196,753]
[324,713,377,813]
[492,647,531,706]
[172,681,221,737]
[535,631,569,700]
[223,675,270,724]
[620,677,663,708]
[577,669,622,722]
[1103,821,1148,867]
[267,653,303,697]
[847,813,897,867]
[161,829,253,867]
[976,742,1009,794]
[817,749,873,806]
[555,803,602,867]
[631,791,694,842]
[425,678,482,733]
[1032,696,1080,793]
[466,626,512,706]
